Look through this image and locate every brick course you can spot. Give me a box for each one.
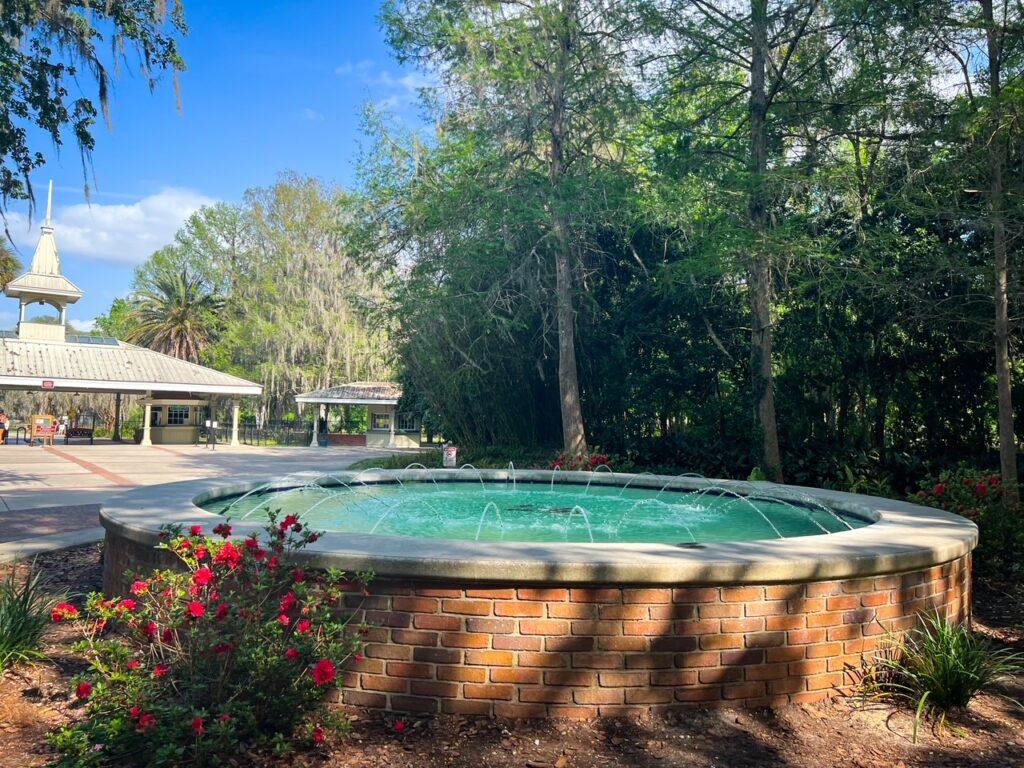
[104,535,970,718]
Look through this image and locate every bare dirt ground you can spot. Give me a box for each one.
[0,545,1021,768]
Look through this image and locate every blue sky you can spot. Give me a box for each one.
[3,1,426,330]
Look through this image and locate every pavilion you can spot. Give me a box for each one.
[0,184,262,445]
[295,381,420,448]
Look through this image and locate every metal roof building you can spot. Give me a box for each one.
[0,183,262,445]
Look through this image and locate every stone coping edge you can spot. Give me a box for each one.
[99,470,978,585]
[0,527,105,565]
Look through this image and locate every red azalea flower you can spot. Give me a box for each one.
[292,568,306,583]
[51,603,79,622]
[214,642,234,654]
[219,714,232,724]
[976,481,988,498]
[267,555,280,569]
[190,525,203,536]
[186,601,205,619]
[116,598,137,613]
[192,716,204,734]
[281,514,299,531]
[137,713,156,731]
[178,539,192,551]
[279,592,296,613]
[76,681,92,700]
[129,580,150,596]
[160,627,174,643]
[212,523,232,538]
[295,618,311,634]
[192,567,213,586]
[312,726,324,744]
[292,523,303,533]
[129,706,141,718]
[195,544,208,560]
[311,658,336,685]
[253,548,266,562]
[393,719,407,733]
[278,614,291,627]
[285,648,299,660]
[127,660,142,670]
[354,653,364,663]
[153,664,170,678]
[307,533,320,543]
[933,483,946,496]
[214,541,242,569]
[139,620,157,638]
[244,536,259,550]
[989,475,1000,486]
[215,602,229,621]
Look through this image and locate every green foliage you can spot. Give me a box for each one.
[0,561,53,672]
[0,0,186,211]
[862,612,1024,740]
[47,515,370,767]
[123,268,223,363]
[912,468,1024,581]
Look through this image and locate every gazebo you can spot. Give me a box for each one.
[295,381,420,448]
[0,184,262,444]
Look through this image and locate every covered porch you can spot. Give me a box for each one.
[295,382,420,449]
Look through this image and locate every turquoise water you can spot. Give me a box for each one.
[200,482,870,545]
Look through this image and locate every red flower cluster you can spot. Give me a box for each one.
[51,602,79,622]
[311,658,336,685]
[76,681,92,700]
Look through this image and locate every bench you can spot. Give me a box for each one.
[64,427,95,445]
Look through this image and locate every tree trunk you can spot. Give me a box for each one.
[550,0,588,456]
[982,0,1019,500]
[748,0,783,481]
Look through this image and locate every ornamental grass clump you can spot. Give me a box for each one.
[48,513,371,767]
[862,611,1024,741]
[0,560,55,672]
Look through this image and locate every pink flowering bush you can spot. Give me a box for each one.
[48,512,371,767]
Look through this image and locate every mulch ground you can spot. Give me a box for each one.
[0,546,1021,768]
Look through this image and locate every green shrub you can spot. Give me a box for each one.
[863,612,1024,740]
[48,514,371,767]
[911,467,1024,581]
[0,561,54,672]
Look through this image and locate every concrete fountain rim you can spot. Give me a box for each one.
[100,468,978,585]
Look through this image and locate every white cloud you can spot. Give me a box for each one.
[335,59,374,76]
[8,188,216,266]
[69,317,97,332]
[0,310,16,330]
[301,107,325,121]
[335,59,437,109]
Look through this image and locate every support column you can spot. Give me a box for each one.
[230,399,240,446]
[310,403,322,447]
[141,402,153,446]
[389,406,396,447]
[112,393,122,442]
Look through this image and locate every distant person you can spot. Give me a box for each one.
[0,409,9,445]
[58,415,68,436]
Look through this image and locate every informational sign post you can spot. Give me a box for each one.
[442,444,458,468]
[30,414,57,446]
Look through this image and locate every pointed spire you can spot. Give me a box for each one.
[3,181,83,311]
[45,179,53,228]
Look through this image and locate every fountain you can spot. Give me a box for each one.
[99,466,977,718]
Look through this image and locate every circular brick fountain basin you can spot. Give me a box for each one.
[100,470,977,716]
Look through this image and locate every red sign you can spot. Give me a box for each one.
[41,380,55,390]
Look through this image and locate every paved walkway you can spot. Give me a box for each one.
[0,441,408,558]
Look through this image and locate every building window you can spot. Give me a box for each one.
[168,406,190,426]
[397,412,418,432]
[370,412,391,431]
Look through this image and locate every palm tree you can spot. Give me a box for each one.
[124,269,224,363]
[0,240,20,290]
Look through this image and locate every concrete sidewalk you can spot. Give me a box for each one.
[0,441,408,555]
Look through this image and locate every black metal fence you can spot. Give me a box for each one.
[200,421,314,447]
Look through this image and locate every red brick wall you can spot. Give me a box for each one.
[336,556,970,716]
